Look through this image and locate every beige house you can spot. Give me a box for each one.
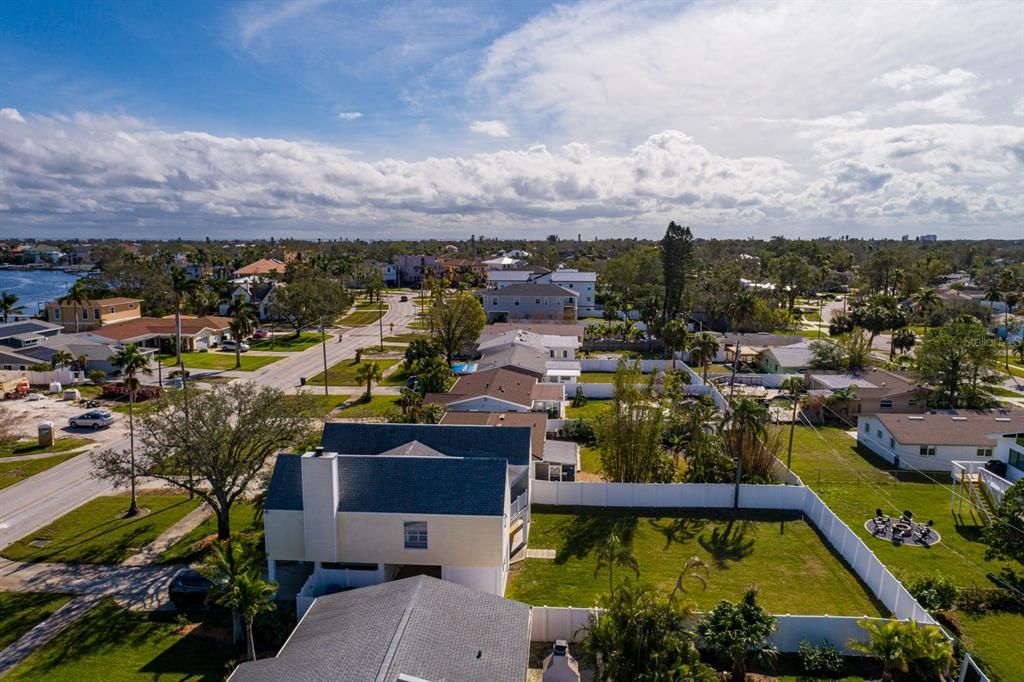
[806,368,928,420]
[263,423,534,614]
[46,297,142,331]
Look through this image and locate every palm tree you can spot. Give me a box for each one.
[60,279,91,333]
[75,354,89,373]
[910,287,941,336]
[169,267,200,365]
[1014,338,1024,364]
[696,588,777,682]
[728,291,757,332]
[200,540,264,647]
[688,332,721,384]
[669,555,708,602]
[723,397,769,508]
[661,319,688,370]
[780,376,804,476]
[892,327,916,356]
[111,343,151,517]
[0,292,24,323]
[229,572,277,661]
[354,362,384,399]
[593,532,640,594]
[847,619,911,681]
[227,297,257,369]
[49,350,73,370]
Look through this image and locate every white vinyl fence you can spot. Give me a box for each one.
[530,480,933,624]
[531,608,897,654]
[707,372,792,389]
[0,368,80,386]
[564,381,712,400]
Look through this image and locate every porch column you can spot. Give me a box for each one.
[268,558,277,583]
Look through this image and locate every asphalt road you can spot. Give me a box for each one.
[0,292,420,551]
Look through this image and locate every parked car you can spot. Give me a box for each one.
[221,340,251,352]
[68,410,114,429]
[25,392,46,401]
[169,569,213,609]
[399,295,408,302]
[252,328,269,339]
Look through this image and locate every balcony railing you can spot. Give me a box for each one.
[510,490,528,520]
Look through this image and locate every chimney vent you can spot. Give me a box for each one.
[314,446,325,457]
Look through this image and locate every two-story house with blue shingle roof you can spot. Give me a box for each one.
[263,422,534,615]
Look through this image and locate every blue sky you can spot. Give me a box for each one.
[0,0,1022,240]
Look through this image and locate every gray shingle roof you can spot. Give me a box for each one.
[264,454,303,511]
[335,456,507,516]
[0,320,61,341]
[483,283,579,297]
[320,422,532,465]
[230,575,531,682]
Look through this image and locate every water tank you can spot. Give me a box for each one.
[63,388,81,401]
[48,381,62,394]
[38,420,55,447]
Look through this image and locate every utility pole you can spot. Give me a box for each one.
[378,293,384,352]
[320,317,329,399]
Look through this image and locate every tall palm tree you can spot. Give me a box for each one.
[169,267,200,366]
[355,362,384,399]
[60,279,91,333]
[688,332,721,384]
[230,572,277,661]
[661,319,687,370]
[723,396,769,508]
[593,532,640,594]
[200,540,264,646]
[728,291,757,332]
[49,350,73,370]
[75,354,89,373]
[226,297,257,369]
[997,269,1018,370]
[911,287,941,336]
[0,292,24,323]
[111,343,150,517]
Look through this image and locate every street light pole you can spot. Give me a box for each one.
[378,294,384,352]
[321,317,329,399]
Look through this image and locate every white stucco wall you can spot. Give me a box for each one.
[301,453,340,562]
[336,512,505,567]
[264,510,306,561]
[857,416,995,473]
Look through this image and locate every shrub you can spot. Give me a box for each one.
[907,574,958,612]
[561,418,595,444]
[87,369,107,385]
[572,385,587,408]
[798,638,843,678]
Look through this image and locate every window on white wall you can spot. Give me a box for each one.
[880,399,893,409]
[404,521,428,549]
[976,448,993,457]
[919,446,936,456]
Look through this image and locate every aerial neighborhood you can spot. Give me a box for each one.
[1,2,1022,680]
[0,228,1022,682]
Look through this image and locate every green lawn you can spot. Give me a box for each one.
[990,386,1024,398]
[340,307,387,327]
[565,399,610,421]
[155,502,261,564]
[360,344,407,355]
[383,333,424,343]
[506,509,884,616]
[159,352,284,372]
[1001,363,1024,379]
[579,446,602,475]
[5,599,235,682]
[958,610,1021,682]
[575,372,616,384]
[0,437,94,458]
[786,425,1019,587]
[279,393,350,417]
[0,593,73,650]
[250,332,331,351]
[307,358,400,386]
[2,495,203,564]
[0,453,79,490]
[334,394,401,418]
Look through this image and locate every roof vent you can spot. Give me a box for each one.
[908,416,924,421]
[952,417,967,422]
[314,446,325,456]
[995,417,1011,422]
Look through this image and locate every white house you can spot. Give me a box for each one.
[534,270,598,316]
[221,281,279,321]
[857,411,1024,478]
[262,423,534,610]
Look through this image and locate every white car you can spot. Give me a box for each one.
[221,340,250,352]
[69,410,114,430]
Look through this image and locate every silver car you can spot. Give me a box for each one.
[69,410,114,430]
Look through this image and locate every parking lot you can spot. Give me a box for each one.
[0,393,128,446]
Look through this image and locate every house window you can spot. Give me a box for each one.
[404,521,428,549]
[94,308,101,320]
[81,308,89,319]
[908,400,918,407]
[535,298,541,304]
[876,429,882,438]
[976,448,993,458]
[562,350,568,358]
[1010,450,1024,472]
[53,308,60,320]
[514,299,520,306]
[491,298,497,306]
[890,438,895,449]
[879,399,893,409]
[919,446,936,456]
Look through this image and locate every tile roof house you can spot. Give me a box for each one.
[857,410,1024,477]
[262,422,534,612]
[45,296,143,332]
[92,315,231,352]
[229,576,531,682]
[424,367,565,415]
[232,258,286,279]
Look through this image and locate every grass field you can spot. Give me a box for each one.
[785,425,1018,587]
[579,446,602,475]
[250,332,330,351]
[360,345,406,355]
[340,307,387,327]
[306,358,400,386]
[0,437,94,458]
[958,610,1021,682]
[0,593,72,650]
[155,502,261,564]
[334,394,401,418]
[278,393,350,416]
[158,351,283,372]
[990,386,1024,398]
[383,333,424,343]
[506,509,884,616]
[5,599,235,682]
[575,372,616,384]
[0,453,80,490]
[2,495,202,564]
[565,399,610,421]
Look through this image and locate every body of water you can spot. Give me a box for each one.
[0,269,86,318]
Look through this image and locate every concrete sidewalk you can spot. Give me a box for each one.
[0,594,104,676]
[121,503,211,567]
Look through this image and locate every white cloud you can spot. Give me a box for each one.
[338,111,362,120]
[0,111,1019,238]
[469,120,510,137]
[0,108,25,123]
[235,0,335,47]
[1014,97,1024,118]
